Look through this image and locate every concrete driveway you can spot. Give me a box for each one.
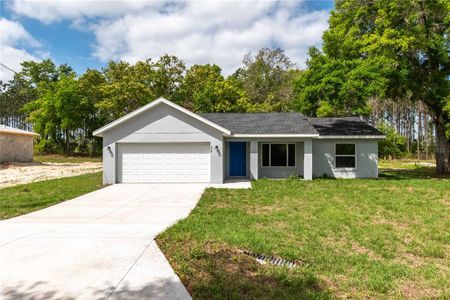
[0,184,206,300]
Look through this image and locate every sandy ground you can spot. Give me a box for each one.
[0,162,102,189]
[407,161,436,167]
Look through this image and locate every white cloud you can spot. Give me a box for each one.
[9,0,166,24]
[9,1,330,75]
[0,18,45,82]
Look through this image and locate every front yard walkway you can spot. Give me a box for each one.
[0,184,206,300]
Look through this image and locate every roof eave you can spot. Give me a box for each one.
[228,134,320,138]
[317,135,386,139]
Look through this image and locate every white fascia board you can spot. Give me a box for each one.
[318,135,386,139]
[93,97,231,137]
[229,134,320,138]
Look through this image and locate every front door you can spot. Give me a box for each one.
[229,142,246,176]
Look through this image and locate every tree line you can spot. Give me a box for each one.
[0,49,298,155]
[0,0,448,173]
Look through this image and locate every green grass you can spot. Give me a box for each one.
[34,154,102,163]
[0,172,103,220]
[379,159,446,180]
[157,168,450,299]
[379,158,436,169]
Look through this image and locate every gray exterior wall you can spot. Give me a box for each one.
[312,139,378,178]
[98,102,379,183]
[223,138,378,179]
[101,103,224,184]
[0,133,34,163]
[258,142,304,178]
[224,138,308,179]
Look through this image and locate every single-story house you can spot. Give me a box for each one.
[93,98,384,184]
[0,125,39,163]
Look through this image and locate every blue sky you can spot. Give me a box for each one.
[1,0,333,81]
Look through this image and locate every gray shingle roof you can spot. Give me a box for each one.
[200,113,319,135]
[200,113,383,136]
[308,117,384,136]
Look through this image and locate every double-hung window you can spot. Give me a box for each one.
[335,143,356,168]
[262,143,296,167]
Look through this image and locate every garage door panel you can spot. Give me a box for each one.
[119,143,210,183]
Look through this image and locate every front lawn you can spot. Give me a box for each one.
[0,172,103,220]
[157,169,450,299]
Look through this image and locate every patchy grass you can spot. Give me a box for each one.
[34,154,102,164]
[379,159,435,170]
[157,168,450,299]
[379,159,446,180]
[0,172,103,220]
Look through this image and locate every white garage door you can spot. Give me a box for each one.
[118,143,210,183]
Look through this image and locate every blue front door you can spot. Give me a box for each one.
[229,142,246,176]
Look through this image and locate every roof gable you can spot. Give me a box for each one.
[93,98,231,137]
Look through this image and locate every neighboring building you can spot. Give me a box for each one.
[0,125,39,163]
[93,98,385,184]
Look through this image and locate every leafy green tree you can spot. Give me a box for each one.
[17,60,105,155]
[53,75,87,154]
[295,0,450,173]
[235,48,296,111]
[19,60,77,154]
[19,60,72,86]
[153,54,186,100]
[377,122,407,159]
[98,60,155,121]
[193,77,253,113]
[177,64,224,109]
[78,69,106,153]
[293,48,387,117]
[22,85,63,154]
[22,73,90,155]
[0,78,34,128]
[1,59,74,128]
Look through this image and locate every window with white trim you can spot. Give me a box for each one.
[261,143,296,167]
[335,143,356,168]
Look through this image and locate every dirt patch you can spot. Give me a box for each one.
[396,252,426,269]
[0,162,102,188]
[247,205,284,215]
[372,216,409,231]
[406,162,436,167]
[397,280,441,299]
[350,241,382,260]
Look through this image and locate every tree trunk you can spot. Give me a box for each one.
[417,109,422,160]
[65,129,70,156]
[434,114,449,174]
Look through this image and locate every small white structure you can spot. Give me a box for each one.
[0,125,39,163]
[94,98,385,184]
